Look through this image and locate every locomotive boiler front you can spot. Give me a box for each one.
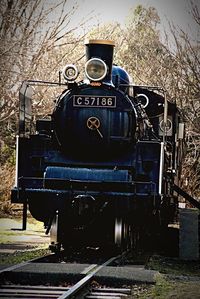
[53,40,137,160]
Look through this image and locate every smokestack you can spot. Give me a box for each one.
[85,39,115,84]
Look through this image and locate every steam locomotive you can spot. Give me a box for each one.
[11,40,185,252]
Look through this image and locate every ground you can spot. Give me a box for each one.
[0,216,199,298]
[0,216,49,251]
[0,216,50,265]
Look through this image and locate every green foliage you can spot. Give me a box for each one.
[138,276,200,299]
[147,255,200,276]
[150,274,172,298]
[0,248,50,265]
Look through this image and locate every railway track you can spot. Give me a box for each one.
[0,248,157,298]
[0,284,131,298]
[0,253,132,298]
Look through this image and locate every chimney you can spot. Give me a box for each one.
[85,39,115,84]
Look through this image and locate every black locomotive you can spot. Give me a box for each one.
[11,40,185,252]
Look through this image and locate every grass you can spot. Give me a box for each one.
[134,256,200,299]
[0,247,50,265]
[0,216,50,265]
[136,275,200,299]
[0,216,46,243]
[147,255,200,276]
[136,274,173,299]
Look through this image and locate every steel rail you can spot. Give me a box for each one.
[58,254,123,299]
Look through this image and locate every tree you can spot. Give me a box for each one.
[116,6,165,85]
[0,0,87,213]
[0,0,87,149]
[120,4,200,198]
[89,4,200,198]
[166,4,200,198]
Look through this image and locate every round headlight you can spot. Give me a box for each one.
[85,58,107,81]
[63,64,78,81]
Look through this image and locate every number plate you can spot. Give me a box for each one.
[73,95,116,108]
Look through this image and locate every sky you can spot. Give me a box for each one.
[65,0,199,41]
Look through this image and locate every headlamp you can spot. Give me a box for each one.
[63,64,79,81]
[85,58,107,81]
